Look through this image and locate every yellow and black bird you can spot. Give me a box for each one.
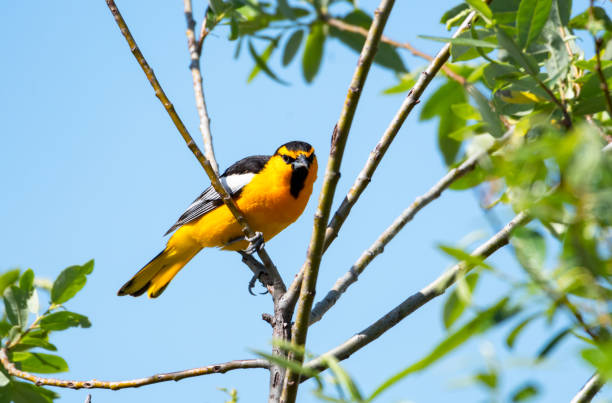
[118,141,317,298]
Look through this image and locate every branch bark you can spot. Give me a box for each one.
[570,372,605,403]
[303,212,531,377]
[280,1,398,401]
[0,348,268,390]
[309,131,512,325]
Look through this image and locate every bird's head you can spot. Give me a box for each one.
[275,141,317,198]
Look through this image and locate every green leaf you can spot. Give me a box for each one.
[369,298,517,400]
[438,245,493,269]
[320,355,363,401]
[11,352,68,374]
[536,327,571,360]
[512,383,539,402]
[276,0,294,19]
[555,0,572,26]
[282,30,304,66]
[247,40,283,84]
[13,333,57,352]
[450,103,481,120]
[4,286,29,328]
[441,4,469,24]
[496,28,539,75]
[569,7,612,32]
[382,73,416,94]
[582,342,612,378]
[465,0,493,23]
[511,228,546,271]
[39,311,91,331]
[0,270,20,296]
[50,260,94,305]
[302,22,326,83]
[506,314,539,348]
[467,86,505,137]
[18,270,34,294]
[11,381,58,403]
[516,0,553,49]
[418,35,497,48]
[443,272,479,329]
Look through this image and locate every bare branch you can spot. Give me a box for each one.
[104,0,284,300]
[309,131,512,325]
[0,348,268,390]
[280,1,398,401]
[303,212,531,376]
[281,8,481,315]
[324,16,466,85]
[184,0,218,173]
[571,372,605,403]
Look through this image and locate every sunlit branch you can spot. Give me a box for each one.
[280,1,398,401]
[303,212,531,376]
[0,348,268,390]
[309,131,512,325]
[570,372,604,403]
[104,0,284,300]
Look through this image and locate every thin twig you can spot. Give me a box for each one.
[570,372,605,403]
[184,0,218,173]
[589,1,612,117]
[0,348,268,390]
[309,131,512,325]
[280,2,397,402]
[303,212,531,376]
[324,16,466,85]
[104,0,285,300]
[280,9,481,315]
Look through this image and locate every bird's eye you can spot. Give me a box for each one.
[282,155,295,164]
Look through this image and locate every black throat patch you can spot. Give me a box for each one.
[290,166,308,198]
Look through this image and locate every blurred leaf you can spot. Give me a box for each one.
[438,245,493,269]
[466,0,493,23]
[320,355,363,401]
[451,103,481,120]
[11,352,68,374]
[511,383,539,402]
[282,29,304,66]
[18,270,34,294]
[511,228,546,272]
[506,314,539,348]
[302,22,326,83]
[570,7,612,32]
[51,260,94,305]
[248,39,287,84]
[39,311,91,331]
[555,0,571,26]
[419,34,497,48]
[27,289,39,316]
[475,371,497,388]
[13,332,57,352]
[0,270,20,296]
[443,272,479,329]
[440,4,469,24]
[382,72,416,94]
[516,0,552,49]
[467,85,505,137]
[536,327,571,360]
[496,28,539,76]
[276,0,294,19]
[4,286,29,328]
[582,342,612,379]
[11,381,57,403]
[369,298,517,400]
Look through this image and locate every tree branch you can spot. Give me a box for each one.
[570,372,605,403]
[0,348,268,390]
[104,0,284,299]
[184,0,218,174]
[280,1,397,401]
[309,131,512,325]
[303,212,531,376]
[280,8,481,315]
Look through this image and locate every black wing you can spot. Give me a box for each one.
[164,155,270,235]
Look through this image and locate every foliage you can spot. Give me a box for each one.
[0,262,93,402]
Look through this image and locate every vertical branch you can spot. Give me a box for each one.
[184,0,218,173]
[280,1,397,402]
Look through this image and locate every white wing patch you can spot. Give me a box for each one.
[222,173,255,194]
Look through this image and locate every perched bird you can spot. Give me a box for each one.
[118,141,318,298]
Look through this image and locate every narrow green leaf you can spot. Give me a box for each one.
[247,40,283,84]
[39,311,91,331]
[282,30,304,66]
[506,314,539,348]
[441,4,469,24]
[18,270,34,294]
[13,333,57,352]
[320,355,363,401]
[511,228,546,271]
[536,327,571,360]
[11,352,68,374]
[0,270,20,296]
[51,260,94,305]
[496,28,539,75]
[418,35,497,48]
[512,383,539,402]
[4,286,29,328]
[438,245,493,269]
[516,0,553,49]
[443,273,479,329]
[555,0,572,26]
[467,86,505,137]
[11,381,58,403]
[302,22,326,83]
[466,0,493,23]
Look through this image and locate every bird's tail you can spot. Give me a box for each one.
[118,246,200,298]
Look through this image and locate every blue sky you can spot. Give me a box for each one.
[1,1,609,402]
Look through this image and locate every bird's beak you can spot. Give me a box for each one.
[292,154,309,171]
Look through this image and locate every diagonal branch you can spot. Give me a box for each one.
[309,131,512,325]
[280,1,398,401]
[280,9,481,314]
[0,348,268,390]
[184,0,218,174]
[303,212,531,376]
[105,0,284,299]
[570,372,604,403]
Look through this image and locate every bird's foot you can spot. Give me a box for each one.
[248,270,269,296]
[244,232,265,255]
